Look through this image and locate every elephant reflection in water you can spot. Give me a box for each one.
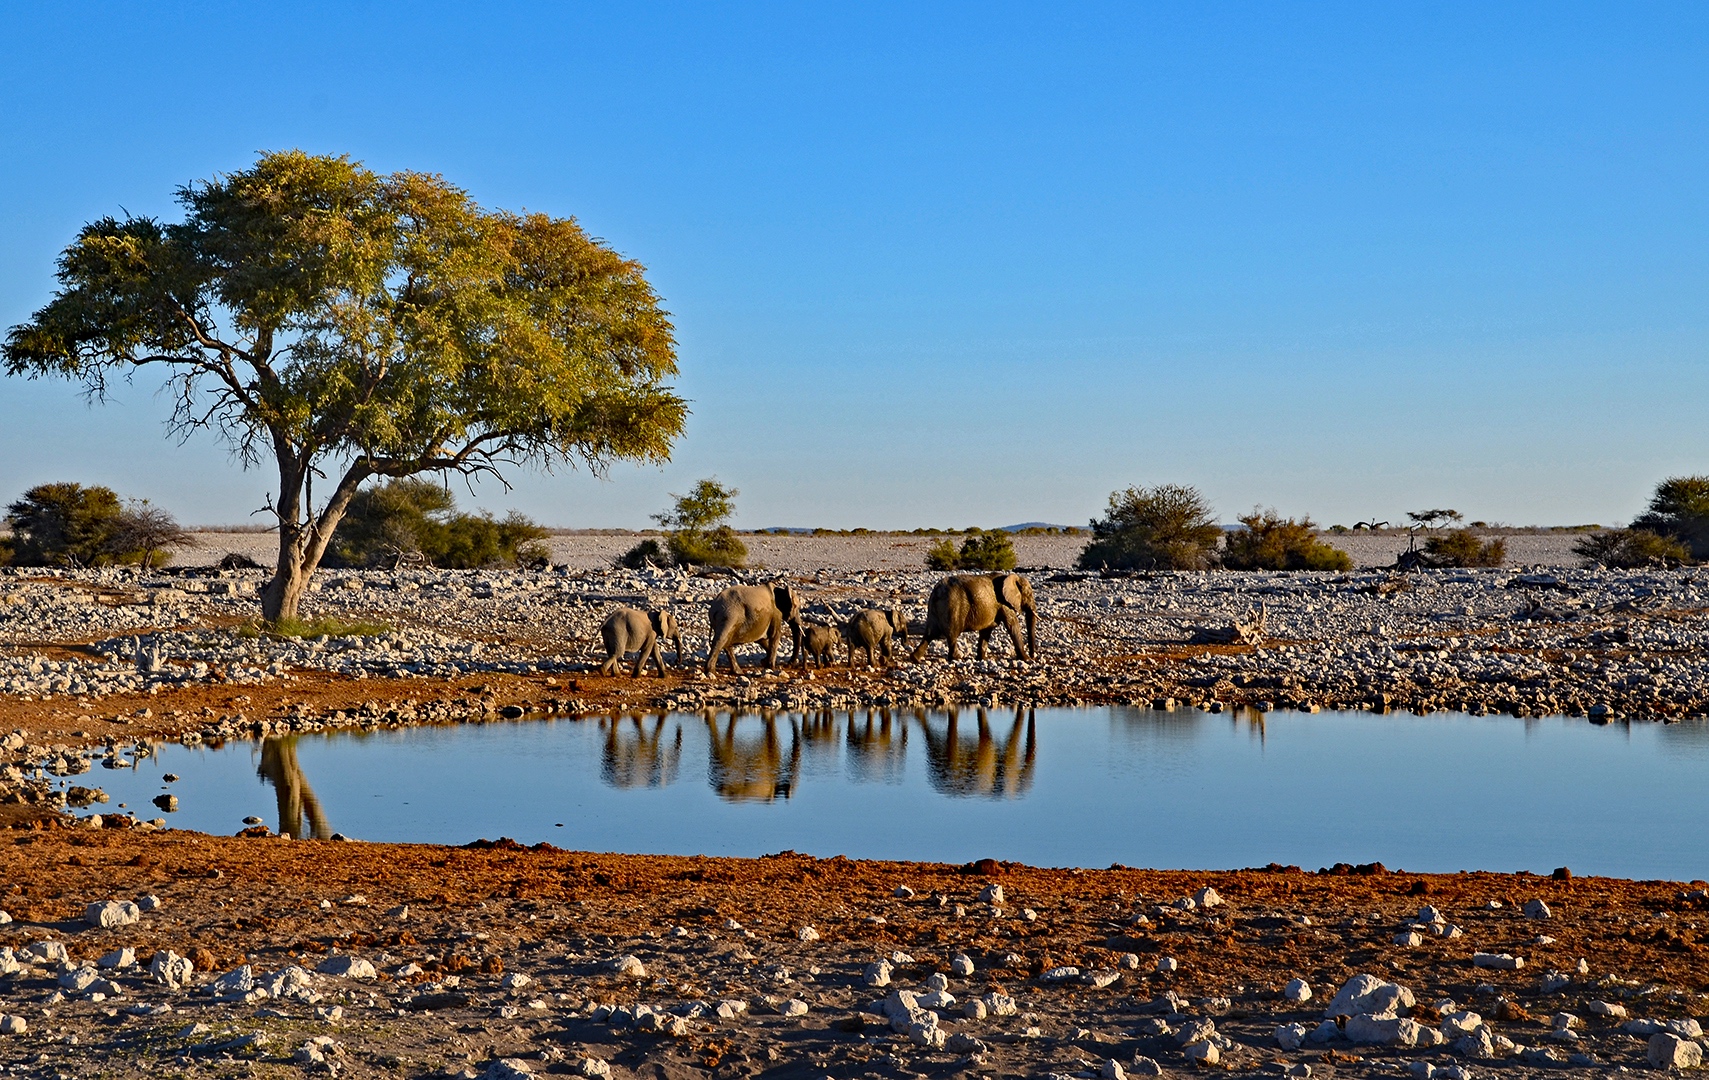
[257,737,332,840]
[601,714,682,788]
[798,710,841,769]
[705,711,801,802]
[916,707,1037,798]
[845,709,908,783]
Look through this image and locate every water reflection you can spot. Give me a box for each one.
[706,713,802,802]
[846,709,907,784]
[257,736,332,840]
[601,714,682,789]
[916,707,1037,798]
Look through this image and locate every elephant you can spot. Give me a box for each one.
[798,623,841,668]
[706,583,802,675]
[910,573,1037,662]
[843,608,898,669]
[599,606,684,677]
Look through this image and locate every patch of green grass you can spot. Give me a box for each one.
[238,616,393,639]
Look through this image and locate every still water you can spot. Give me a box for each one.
[87,708,1709,880]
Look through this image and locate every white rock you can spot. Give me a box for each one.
[1454,1027,1495,1058]
[779,998,808,1017]
[1276,1022,1309,1050]
[22,941,68,964]
[98,948,135,970]
[577,1060,611,1079]
[978,884,1005,904]
[500,972,532,990]
[1418,906,1445,924]
[917,990,955,1009]
[950,953,975,977]
[1323,974,1415,1020]
[984,992,1018,1016]
[1307,1020,1341,1044]
[1118,952,1141,970]
[963,998,988,1019]
[1472,952,1523,970]
[1041,965,1082,983]
[1626,1019,1669,1037]
[1193,887,1224,908]
[150,950,194,989]
[1394,930,1425,947]
[0,1015,25,1035]
[207,966,259,1002]
[946,1033,987,1054]
[58,966,100,992]
[893,885,915,898]
[797,926,820,942]
[608,954,646,978]
[1671,1019,1706,1039]
[316,955,376,980]
[909,1020,946,1049]
[1345,1014,1423,1047]
[485,1058,535,1080]
[0,911,10,925]
[1284,978,1312,1003]
[1175,1019,1217,1046]
[1102,1059,1127,1080]
[925,972,950,991]
[1523,899,1552,920]
[1156,956,1178,974]
[0,949,16,976]
[1648,1033,1704,1070]
[1551,1012,1582,1031]
[85,900,142,928]
[862,960,892,987]
[137,894,163,912]
[1130,1057,1163,1076]
[1589,999,1626,1019]
[1442,1011,1483,1036]
[1086,969,1121,989]
[1184,1041,1219,1064]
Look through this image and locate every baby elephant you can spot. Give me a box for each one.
[843,608,900,669]
[797,623,842,668]
[599,607,685,677]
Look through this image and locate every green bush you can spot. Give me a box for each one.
[5,482,126,567]
[1424,528,1507,568]
[924,530,1016,571]
[616,537,670,569]
[1573,528,1690,568]
[652,478,747,568]
[1631,475,1709,559]
[328,478,549,569]
[1222,509,1352,571]
[1076,484,1222,571]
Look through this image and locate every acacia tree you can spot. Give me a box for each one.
[4,151,687,621]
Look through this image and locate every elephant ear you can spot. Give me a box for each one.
[650,610,667,634]
[774,585,798,619]
[993,573,1024,609]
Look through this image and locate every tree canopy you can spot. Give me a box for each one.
[4,151,687,619]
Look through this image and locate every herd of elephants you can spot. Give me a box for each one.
[598,572,1041,677]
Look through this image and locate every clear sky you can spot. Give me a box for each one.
[3,3,1707,529]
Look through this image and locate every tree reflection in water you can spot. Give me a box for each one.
[915,707,1037,798]
[600,714,682,788]
[706,711,802,802]
[257,736,332,840]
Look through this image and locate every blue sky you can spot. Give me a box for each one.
[3,3,1707,529]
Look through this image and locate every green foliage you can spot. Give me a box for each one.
[1632,475,1709,559]
[1424,528,1507,568]
[1077,484,1222,571]
[5,482,125,567]
[923,530,1017,571]
[616,537,670,569]
[1407,508,1464,530]
[328,477,548,569]
[0,535,12,566]
[1574,528,1690,568]
[653,478,747,567]
[3,150,685,620]
[1222,509,1352,571]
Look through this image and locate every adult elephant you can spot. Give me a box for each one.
[706,583,803,675]
[910,573,1036,662]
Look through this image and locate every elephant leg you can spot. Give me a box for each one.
[764,628,781,669]
[997,608,1029,660]
[707,627,736,676]
[600,651,619,676]
[977,628,992,661]
[947,631,959,661]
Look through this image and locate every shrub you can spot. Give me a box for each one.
[1573,528,1690,568]
[924,530,1016,571]
[1424,528,1506,568]
[1631,475,1709,559]
[616,537,670,569]
[5,482,125,567]
[110,500,195,570]
[328,478,549,569]
[1222,509,1352,571]
[1076,484,1222,571]
[653,478,747,568]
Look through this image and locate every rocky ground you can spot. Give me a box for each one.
[1,834,1708,1080]
[2,537,1704,1077]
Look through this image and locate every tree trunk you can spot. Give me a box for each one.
[259,449,370,624]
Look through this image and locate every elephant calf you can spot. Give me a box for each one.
[798,624,841,668]
[844,608,899,669]
[599,607,685,677]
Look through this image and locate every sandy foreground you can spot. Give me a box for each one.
[3,534,1707,1077]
